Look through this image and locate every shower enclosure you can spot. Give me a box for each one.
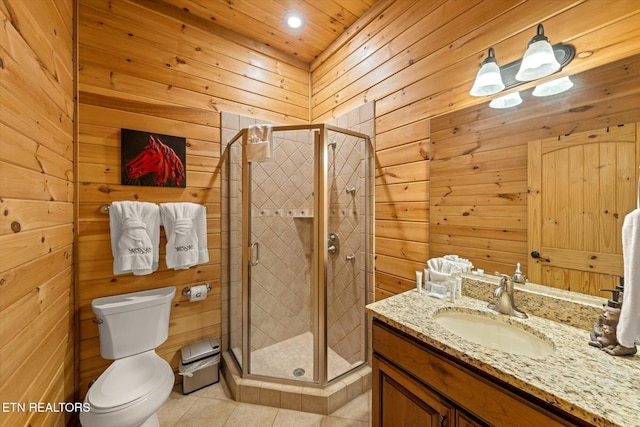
[222,119,373,388]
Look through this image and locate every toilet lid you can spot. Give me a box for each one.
[87,351,171,410]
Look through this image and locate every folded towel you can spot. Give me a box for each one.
[160,203,208,270]
[246,124,272,162]
[109,201,160,275]
[443,254,474,272]
[245,141,271,162]
[617,208,640,347]
[427,257,462,275]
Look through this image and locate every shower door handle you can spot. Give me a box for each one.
[250,242,260,266]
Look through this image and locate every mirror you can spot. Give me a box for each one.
[429,54,640,296]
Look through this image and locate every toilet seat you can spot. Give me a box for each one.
[86,351,173,413]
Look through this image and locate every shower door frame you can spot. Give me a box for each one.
[231,123,371,388]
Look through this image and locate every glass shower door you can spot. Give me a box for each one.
[244,127,317,382]
[226,137,244,370]
[325,126,370,382]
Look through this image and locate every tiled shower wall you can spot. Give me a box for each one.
[247,129,315,350]
[221,116,315,353]
[221,103,374,371]
[327,103,374,367]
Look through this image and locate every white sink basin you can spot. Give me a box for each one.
[433,310,555,358]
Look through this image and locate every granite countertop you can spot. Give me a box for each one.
[366,281,640,427]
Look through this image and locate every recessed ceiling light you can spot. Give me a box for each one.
[287,14,302,29]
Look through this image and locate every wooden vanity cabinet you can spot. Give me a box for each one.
[374,354,485,427]
[455,410,487,427]
[374,354,454,427]
[372,319,586,427]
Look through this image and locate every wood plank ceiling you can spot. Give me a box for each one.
[157,0,378,63]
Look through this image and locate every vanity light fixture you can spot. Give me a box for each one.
[469,48,505,96]
[489,92,522,109]
[532,76,574,97]
[515,24,561,81]
[470,23,575,106]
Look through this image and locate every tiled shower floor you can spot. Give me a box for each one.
[231,332,361,381]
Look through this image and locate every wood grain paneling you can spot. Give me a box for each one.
[0,1,75,423]
[153,0,378,64]
[77,0,308,398]
[429,56,640,296]
[526,123,640,295]
[312,0,640,299]
[4,0,640,414]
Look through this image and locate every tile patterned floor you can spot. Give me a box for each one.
[158,375,372,427]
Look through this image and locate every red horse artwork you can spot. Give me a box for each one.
[121,129,186,188]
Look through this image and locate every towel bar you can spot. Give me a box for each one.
[98,203,206,215]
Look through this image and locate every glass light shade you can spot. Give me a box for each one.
[532,76,573,97]
[489,92,522,109]
[515,40,561,81]
[287,15,302,28]
[470,61,505,96]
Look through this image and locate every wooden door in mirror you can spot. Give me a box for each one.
[528,123,640,295]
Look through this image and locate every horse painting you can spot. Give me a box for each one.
[121,130,186,187]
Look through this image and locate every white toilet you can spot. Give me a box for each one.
[80,286,176,427]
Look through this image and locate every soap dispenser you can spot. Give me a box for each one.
[612,274,624,305]
[588,288,622,350]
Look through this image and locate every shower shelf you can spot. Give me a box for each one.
[253,208,313,217]
[287,209,313,218]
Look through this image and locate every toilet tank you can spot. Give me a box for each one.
[92,286,176,359]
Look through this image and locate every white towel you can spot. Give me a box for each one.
[617,208,640,347]
[246,124,272,162]
[245,141,271,162]
[427,257,462,275]
[109,201,160,275]
[443,254,474,272]
[160,203,208,270]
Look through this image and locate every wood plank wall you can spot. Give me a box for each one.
[77,0,308,397]
[430,55,640,295]
[310,0,640,300]
[3,0,640,414]
[0,0,75,425]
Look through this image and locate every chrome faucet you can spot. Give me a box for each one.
[488,274,528,319]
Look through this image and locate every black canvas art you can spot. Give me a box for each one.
[121,129,186,188]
